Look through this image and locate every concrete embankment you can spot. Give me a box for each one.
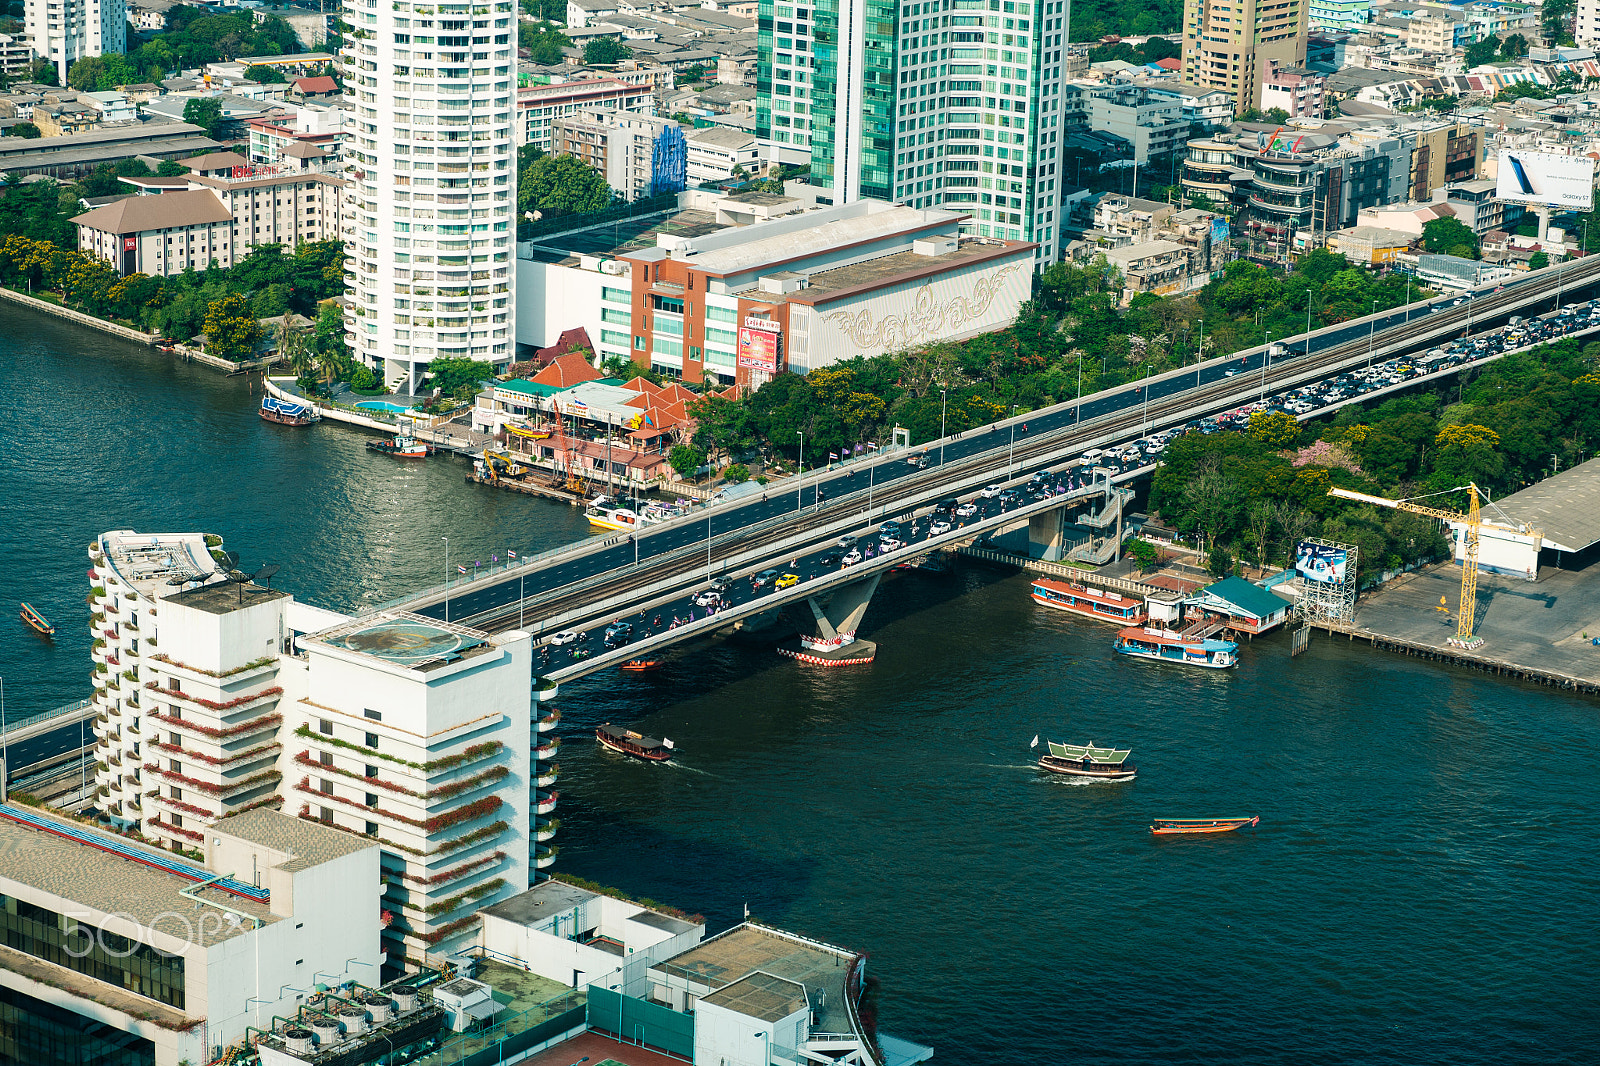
[0,286,159,345]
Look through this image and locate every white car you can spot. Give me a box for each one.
[979,484,1003,498]
[694,590,722,607]
[549,630,580,646]
[955,502,979,518]
[929,519,952,536]
[879,536,905,552]
[841,547,863,566]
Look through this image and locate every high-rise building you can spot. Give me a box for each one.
[342,0,518,394]
[88,528,541,969]
[1309,0,1370,31]
[25,0,125,83]
[1181,0,1309,116]
[757,0,1072,265]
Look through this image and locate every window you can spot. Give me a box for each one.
[168,759,180,772]
[365,764,379,778]
[364,709,382,721]
[365,793,379,807]
[366,821,379,835]
[169,787,182,800]
[319,719,333,735]
[365,732,379,748]
[319,751,334,767]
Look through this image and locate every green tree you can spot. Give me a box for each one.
[1464,38,1499,67]
[1421,216,1479,259]
[183,97,226,139]
[1264,107,1289,124]
[6,122,40,139]
[722,463,750,483]
[1126,537,1159,571]
[519,21,570,63]
[202,293,260,359]
[244,63,288,83]
[1247,410,1300,447]
[67,55,106,90]
[669,443,706,479]
[1501,33,1529,58]
[426,357,497,399]
[1208,545,1234,578]
[1528,250,1550,270]
[583,37,632,65]
[518,154,614,218]
[156,158,190,177]
[28,58,58,86]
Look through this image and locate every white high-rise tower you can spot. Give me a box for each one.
[26,0,126,83]
[343,0,518,394]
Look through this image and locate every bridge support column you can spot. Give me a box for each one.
[1029,506,1068,561]
[777,572,881,666]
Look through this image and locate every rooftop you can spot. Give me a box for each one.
[480,880,599,926]
[165,579,291,616]
[662,202,960,277]
[214,808,376,871]
[785,236,1033,307]
[72,188,232,234]
[98,529,219,598]
[305,611,495,671]
[521,207,724,266]
[0,804,275,945]
[701,971,809,1023]
[655,923,858,1033]
[1493,455,1600,553]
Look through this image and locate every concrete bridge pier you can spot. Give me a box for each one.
[778,571,881,666]
[1029,506,1069,561]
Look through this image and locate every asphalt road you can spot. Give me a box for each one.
[413,262,1591,638]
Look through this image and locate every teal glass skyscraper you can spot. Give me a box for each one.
[759,0,1072,264]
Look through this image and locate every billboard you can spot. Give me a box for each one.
[737,316,779,371]
[1495,150,1596,210]
[1296,541,1349,585]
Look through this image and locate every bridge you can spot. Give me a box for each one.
[375,256,1600,679]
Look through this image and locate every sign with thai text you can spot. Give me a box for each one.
[737,317,779,371]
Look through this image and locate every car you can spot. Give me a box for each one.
[752,569,781,590]
[907,453,930,469]
[549,630,580,646]
[818,552,842,568]
[1029,469,1053,484]
[841,548,863,566]
[998,488,1022,502]
[710,574,737,592]
[878,520,902,537]
[929,519,952,535]
[775,573,801,590]
[879,536,905,551]
[955,502,979,517]
[932,497,959,515]
[979,484,1003,498]
[693,590,722,607]
[1224,368,1241,377]
[838,534,859,548]
[603,622,633,648]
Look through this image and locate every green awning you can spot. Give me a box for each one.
[1047,741,1131,764]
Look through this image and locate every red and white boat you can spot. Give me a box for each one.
[367,434,431,458]
[1030,577,1146,625]
[596,722,674,761]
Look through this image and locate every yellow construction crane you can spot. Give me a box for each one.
[1327,484,1540,647]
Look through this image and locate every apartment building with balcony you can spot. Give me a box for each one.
[87,527,543,975]
[25,0,125,84]
[1181,0,1309,114]
[1085,85,1194,163]
[1310,0,1370,30]
[1260,59,1328,119]
[342,0,518,394]
[552,109,685,201]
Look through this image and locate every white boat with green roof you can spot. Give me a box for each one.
[1034,740,1136,781]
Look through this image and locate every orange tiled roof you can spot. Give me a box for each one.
[532,352,604,388]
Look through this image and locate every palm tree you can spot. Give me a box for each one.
[279,313,315,378]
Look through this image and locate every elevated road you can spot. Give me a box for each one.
[385,256,1600,676]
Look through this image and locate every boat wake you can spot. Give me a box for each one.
[661,761,716,777]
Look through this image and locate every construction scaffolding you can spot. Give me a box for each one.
[1293,538,1359,625]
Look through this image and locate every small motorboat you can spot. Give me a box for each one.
[619,659,663,672]
[596,722,674,761]
[1151,816,1260,836]
[367,434,431,458]
[20,602,54,637]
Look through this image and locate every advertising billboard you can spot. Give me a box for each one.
[1296,541,1349,585]
[1495,150,1596,210]
[737,317,779,371]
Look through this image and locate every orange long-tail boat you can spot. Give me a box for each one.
[1151,816,1259,835]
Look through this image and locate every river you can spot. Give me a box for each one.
[1,311,1596,1063]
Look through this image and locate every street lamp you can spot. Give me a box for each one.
[1305,287,1313,356]
[1195,318,1205,388]
[1367,298,1378,367]
[795,431,804,512]
[442,537,450,624]
[939,387,948,465]
[1007,404,1019,477]
[1075,351,1084,423]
